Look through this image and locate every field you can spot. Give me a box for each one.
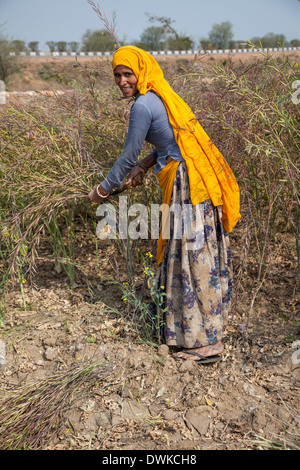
[0,50,299,451]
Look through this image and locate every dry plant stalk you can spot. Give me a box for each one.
[87,0,120,49]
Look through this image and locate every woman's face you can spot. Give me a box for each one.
[114,65,138,98]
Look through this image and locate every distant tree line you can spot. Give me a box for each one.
[44,20,300,52]
[1,13,299,85]
[1,17,300,59]
[200,22,300,50]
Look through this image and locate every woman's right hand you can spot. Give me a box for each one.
[126,165,146,188]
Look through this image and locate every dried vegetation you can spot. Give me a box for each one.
[0,49,299,450]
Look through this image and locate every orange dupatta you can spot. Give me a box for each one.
[156,160,180,265]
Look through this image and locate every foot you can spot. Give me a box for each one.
[173,341,224,361]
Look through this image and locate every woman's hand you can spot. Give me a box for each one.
[126,165,146,188]
[87,185,110,204]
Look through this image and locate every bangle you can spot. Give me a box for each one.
[96,185,110,198]
[136,161,148,173]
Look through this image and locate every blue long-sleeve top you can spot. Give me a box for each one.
[100,91,184,191]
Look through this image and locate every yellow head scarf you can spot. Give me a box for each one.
[112,46,241,262]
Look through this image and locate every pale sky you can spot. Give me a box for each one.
[1,0,299,49]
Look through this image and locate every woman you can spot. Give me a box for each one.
[88,46,241,363]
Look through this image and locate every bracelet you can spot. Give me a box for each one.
[136,161,148,173]
[96,185,110,198]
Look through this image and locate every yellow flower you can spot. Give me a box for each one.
[123,297,127,301]
[22,279,26,284]
[146,251,153,258]
[160,285,165,290]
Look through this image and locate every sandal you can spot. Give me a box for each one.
[172,345,224,364]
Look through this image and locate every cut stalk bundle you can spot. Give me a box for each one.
[0,359,117,450]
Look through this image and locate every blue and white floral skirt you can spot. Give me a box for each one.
[157,162,232,349]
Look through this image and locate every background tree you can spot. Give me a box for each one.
[144,14,194,51]
[81,29,115,52]
[10,40,28,53]
[249,32,288,48]
[27,41,39,52]
[0,36,12,81]
[0,35,22,83]
[46,41,56,52]
[290,39,300,47]
[56,41,67,52]
[135,26,166,50]
[199,38,212,50]
[208,21,234,49]
[67,41,80,52]
[167,35,194,51]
